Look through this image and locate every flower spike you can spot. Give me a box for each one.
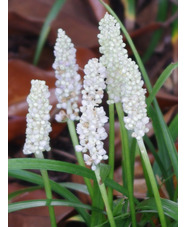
[76,58,108,171]
[23,80,52,155]
[98,13,149,140]
[53,28,81,122]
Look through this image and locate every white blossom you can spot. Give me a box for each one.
[23,80,52,155]
[53,28,81,121]
[98,12,128,104]
[98,13,149,140]
[76,59,108,171]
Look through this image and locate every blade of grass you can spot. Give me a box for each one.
[34,153,56,227]
[95,166,116,227]
[136,198,178,221]
[8,186,43,201]
[33,0,66,65]
[8,169,91,224]
[129,138,137,182]
[149,105,178,180]
[149,106,175,199]
[9,158,95,179]
[168,113,178,142]
[107,103,115,209]
[146,62,178,107]
[90,180,105,227]
[115,102,137,227]
[59,182,89,195]
[8,163,137,203]
[137,139,167,227]
[143,135,168,178]
[9,199,101,213]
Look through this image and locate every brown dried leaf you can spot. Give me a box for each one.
[9,0,100,48]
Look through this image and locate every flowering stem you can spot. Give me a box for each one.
[35,152,56,227]
[115,102,137,227]
[137,139,167,227]
[108,103,115,209]
[67,119,94,199]
[95,166,116,227]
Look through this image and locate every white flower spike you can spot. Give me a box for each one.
[76,59,108,171]
[53,28,81,122]
[98,13,149,140]
[23,80,52,155]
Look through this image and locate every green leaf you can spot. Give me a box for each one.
[136,198,178,221]
[9,199,101,213]
[8,170,90,224]
[94,212,131,227]
[8,158,131,198]
[169,114,178,142]
[113,198,125,216]
[8,158,95,180]
[147,62,178,107]
[59,182,89,195]
[90,180,105,227]
[99,163,111,183]
[149,105,178,180]
[8,186,42,201]
[33,0,66,65]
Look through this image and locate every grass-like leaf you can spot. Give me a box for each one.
[168,113,178,142]
[8,161,130,198]
[136,198,178,221]
[147,62,178,108]
[9,158,95,179]
[8,169,90,224]
[8,186,42,201]
[33,0,66,65]
[59,182,89,195]
[9,199,101,213]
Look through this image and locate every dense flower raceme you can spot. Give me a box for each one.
[53,28,81,122]
[98,13,149,140]
[23,80,52,155]
[75,59,108,171]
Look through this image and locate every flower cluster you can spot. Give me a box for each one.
[98,13,149,140]
[122,59,149,140]
[75,59,108,170]
[53,28,81,122]
[23,80,52,155]
[98,12,128,104]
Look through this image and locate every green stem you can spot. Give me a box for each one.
[67,119,94,199]
[35,152,56,227]
[137,139,167,227]
[115,102,136,227]
[95,166,116,227]
[108,103,115,209]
